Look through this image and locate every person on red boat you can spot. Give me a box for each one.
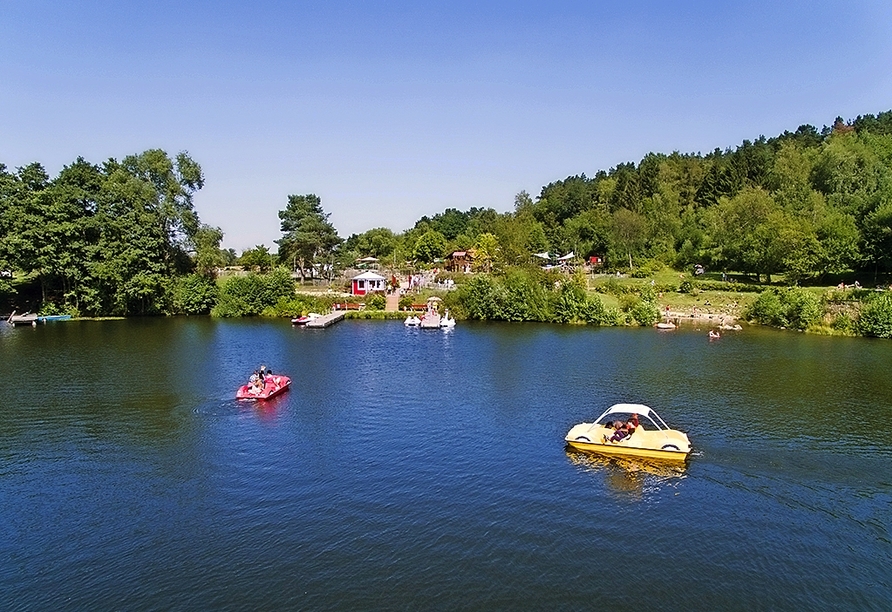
[258,365,277,391]
[248,371,263,394]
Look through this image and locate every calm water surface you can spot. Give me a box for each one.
[1,318,890,610]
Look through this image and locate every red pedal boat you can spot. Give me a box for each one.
[236,374,292,400]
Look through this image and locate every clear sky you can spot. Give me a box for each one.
[2,1,891,252]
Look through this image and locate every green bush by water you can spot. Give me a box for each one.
[746,288,822,330]
[212,269,296,317]
[454,269,619,326]
[857,293,892,338]
[171,274,218,315]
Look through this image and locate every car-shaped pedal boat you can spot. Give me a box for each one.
[565,403,691,462]
[236,375,292,400]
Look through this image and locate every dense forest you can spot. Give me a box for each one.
[0,150,228,315]
[3,111,892,319]
[342,111,892,285]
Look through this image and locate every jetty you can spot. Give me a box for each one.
[8,312,39,326]
[6,311,73,326]
[306,311,345,328]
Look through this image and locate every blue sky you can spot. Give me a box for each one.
[2,1,891,252]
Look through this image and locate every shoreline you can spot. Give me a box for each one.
[661,310,739,326]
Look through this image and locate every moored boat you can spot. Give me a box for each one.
[419,296,442,328]
[565,403,691,462]
[404,315,421,327]
[292,313,322,325]
[440,309,456,328]
[236,374,292,400]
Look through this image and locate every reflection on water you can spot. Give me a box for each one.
[565,447,688,499]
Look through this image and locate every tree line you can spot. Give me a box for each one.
[3,110,892,318]
[340,111,892,284]
[0,150,228,315]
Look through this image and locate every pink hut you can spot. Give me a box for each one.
[351,271,386,296]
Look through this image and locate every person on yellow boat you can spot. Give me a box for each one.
[605,421,631,443]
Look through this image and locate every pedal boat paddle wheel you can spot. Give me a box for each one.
[565,403,691,462]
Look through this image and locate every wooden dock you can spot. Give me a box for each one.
[7,312,38,326]
[306,311,345,328]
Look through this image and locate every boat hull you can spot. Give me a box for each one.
[420,314,441,328]
[565,439,688,462]
[236,375,292,400]
[565,421,691,462]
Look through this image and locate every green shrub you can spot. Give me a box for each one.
[265,293,331,317]
[580,295,611,325]
[784,289,822,330]
[399,295,414,310]
[746,288,821,330]
[858,294,892,338]
[654,283,679,293]
[552,279,588,323]
[747,290,785,326]
[453,270,624,327]
[630,298,660,326]
[365,293,386,310]
[171,273,218,315]
[618,294,638,312]
[831,313,855,334]
[597,277,628,296]
[458,275,499,320]
[212,268,295,317]
[629,259,663,278]
[501,269,548,321]
[678,280,696,294]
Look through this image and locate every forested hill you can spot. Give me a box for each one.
[380,110,892,283]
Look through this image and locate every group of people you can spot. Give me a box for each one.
[837,281,862,290]
[603,413,640,444]
[247,365,273,394]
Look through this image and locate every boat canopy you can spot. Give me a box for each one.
[593,403,672,430]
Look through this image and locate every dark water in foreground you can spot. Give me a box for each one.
[1,318,890,611]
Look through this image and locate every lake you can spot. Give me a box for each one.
[1,318,890,610]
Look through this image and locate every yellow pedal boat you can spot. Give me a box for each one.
[565,403,691,462]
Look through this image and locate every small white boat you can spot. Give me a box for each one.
[404,315,421,327]
[655,321,676,330]
[440,309,456,328]
[292,313,322,325]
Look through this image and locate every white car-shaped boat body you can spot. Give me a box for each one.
[565,403,691,462]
